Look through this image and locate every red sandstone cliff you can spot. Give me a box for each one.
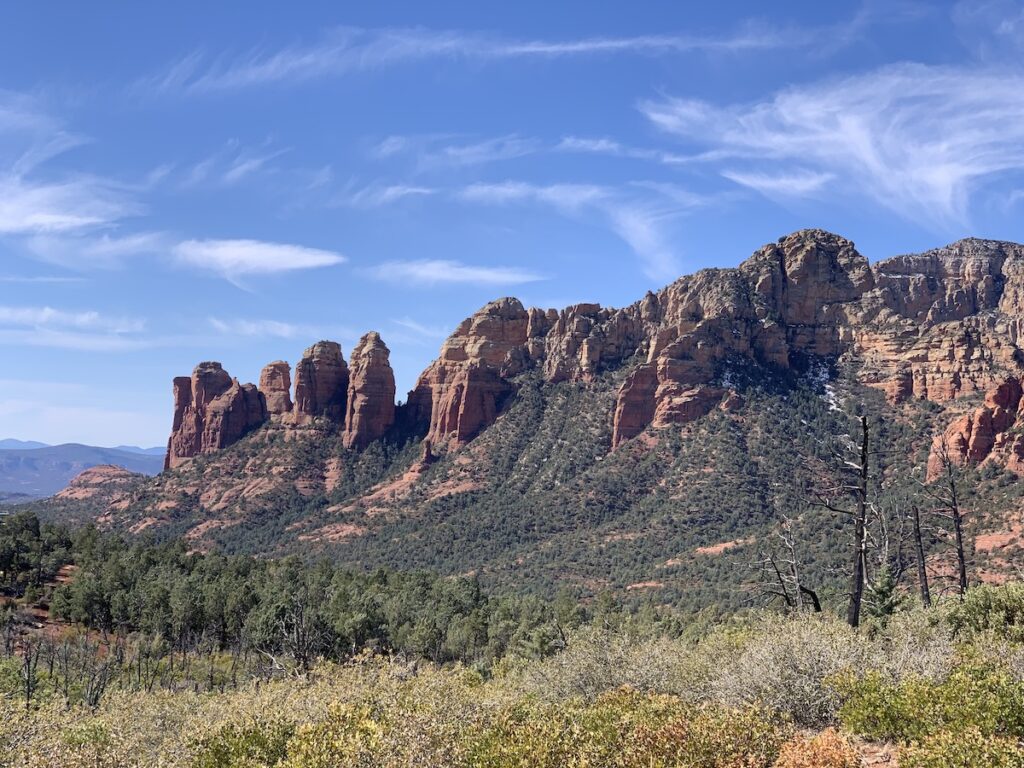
[163,230,1024,470]
[343,332,396,449]
[165,362,267,469]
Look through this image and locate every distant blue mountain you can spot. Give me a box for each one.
[111,445,166,456]
[0,438,49,450]
[0,443,164,499]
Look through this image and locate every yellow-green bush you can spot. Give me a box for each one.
[278,703,386,768]
[192,719,294,768]
[950,583,1024,643]
[900,727,1024,768]
[834,657,1024,743]
[464,690,789,768]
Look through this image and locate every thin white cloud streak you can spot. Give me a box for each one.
[179,141,290,187]
[24,233,347,285]
[0,174,139,235]
[392,317,449,339]
[0,275,86,284]
[367,259,543,287]
[0,92,143,242]
[368,134,541,171]
[420,135,540,169]
[721,169,836,197]
[222,150,288,184]
[640,63,1024,226]
[25,231,167,269]
[0,329,151,352]
[458,181,704,281]
[459,181,607,210]
[208,317,354,340]
[143,18,868,95]
[0,303,150,352]
[0,305,145,333]
[554,136,696,166]
[173,239,346,279]
[340,183,436,208]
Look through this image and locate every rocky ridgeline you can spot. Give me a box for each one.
[165,229,1024,476]
[165,334,397,468]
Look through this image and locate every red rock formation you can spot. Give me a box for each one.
[56,465,142,502]
[163,230,1024,461]
[407,298,528,446]
[928,378,1024,480]
[165,362,267,469]
[343,332,396,449]
[292,341,348,424]
[259,361,292,416]
[612,364,659,446]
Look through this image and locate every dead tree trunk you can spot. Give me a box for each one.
[911,505,931,608]
[945,465,969,597]
[846,416,870,628]
[925,439,970,597]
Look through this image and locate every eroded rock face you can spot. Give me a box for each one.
[928,378,1024,480]
[259,361,292,416]
[165,362,267,469]
[407,298,529,446]
[343,332,396,449]
[165,230,1024,460]
[292,341,348,424]
[397,231,1024,449]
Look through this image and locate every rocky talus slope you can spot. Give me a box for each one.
[35,230,1024,603]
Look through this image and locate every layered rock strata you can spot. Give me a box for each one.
[165,231,1024,464]
[343,332,396,449]
[165,362,267,469]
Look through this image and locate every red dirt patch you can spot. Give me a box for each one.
[695,537,753,556]
[299,523,367,542]
[626,580,664,591]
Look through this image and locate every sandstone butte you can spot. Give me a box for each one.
[163,229,1024,478]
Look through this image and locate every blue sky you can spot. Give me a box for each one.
[2,1,1024,447]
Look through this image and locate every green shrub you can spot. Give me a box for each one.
[710,615,865,727]
[900,727,1024,768]
[834,657,1024,743]
[950,584,1024,642]
[192,719,294,768]
[464,690,789,768]
[279,703,384,768]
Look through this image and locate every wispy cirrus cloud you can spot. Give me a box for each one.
[24,231,167,269]
[179,140,290,187]
[368,134,541,171]
[392,317,449,339]
[173,238,346,281]
[720,169,836,197]
[0,305,144,333]
[458,180,705,281]
[366,259,543,287]
[0,304,148,352]
[208,316,354,340]
[139,11,899,96]
[0,92,141,238]
[458,181,607,209]
[554,136,695,166]
[0,173,139,235]
[640,63,1024,226]
[139,28,776,95]
[339,183,436,208]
